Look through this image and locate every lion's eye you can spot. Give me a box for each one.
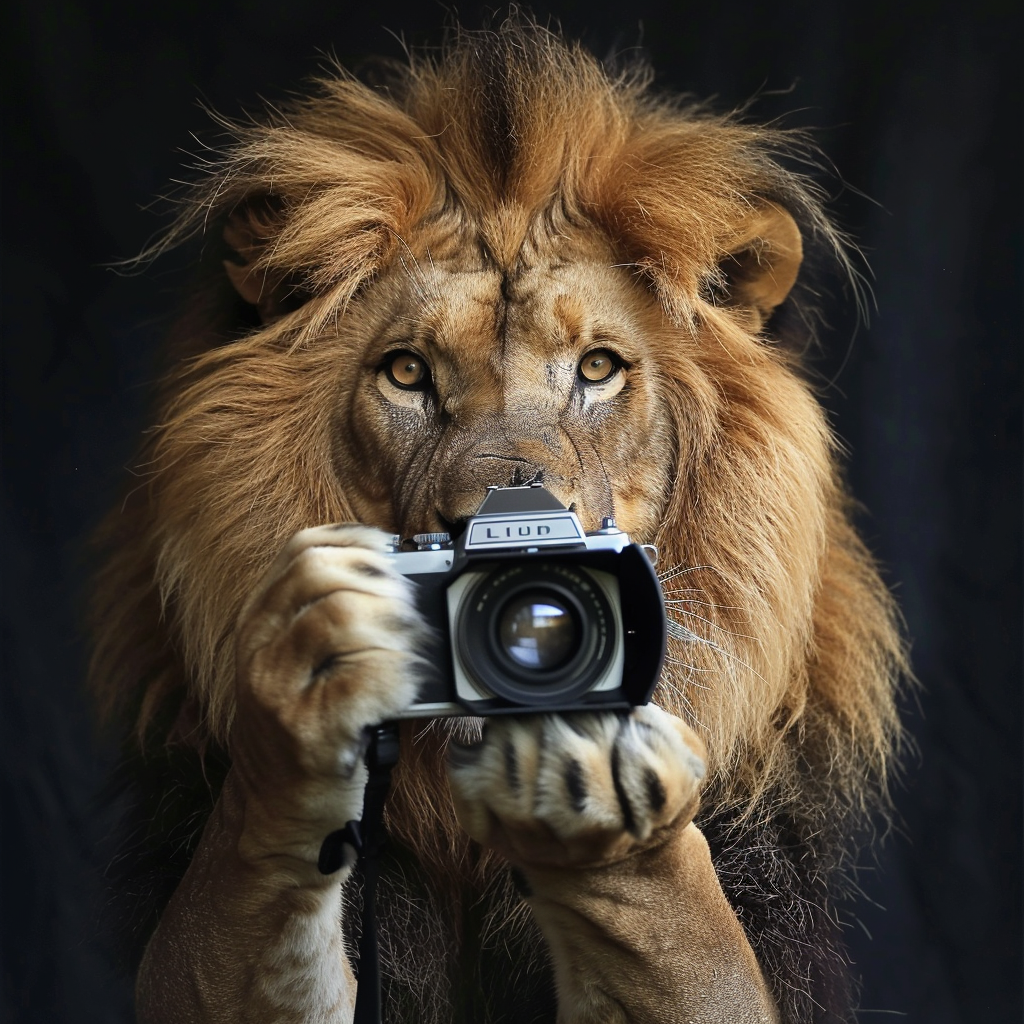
[384,351,431,390]
[578,349,620,384]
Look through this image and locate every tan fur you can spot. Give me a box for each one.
[93,18,904,1024]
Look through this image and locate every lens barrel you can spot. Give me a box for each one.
[456,562,616,706]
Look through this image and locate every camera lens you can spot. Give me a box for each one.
[497,593,579,670]
[454,561,618,708]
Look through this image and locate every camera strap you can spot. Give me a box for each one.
[317,721,401,1024]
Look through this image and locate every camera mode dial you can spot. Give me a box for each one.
[413,532,452,551]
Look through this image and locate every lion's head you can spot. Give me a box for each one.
[92,21,903,1009]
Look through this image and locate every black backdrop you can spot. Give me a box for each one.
[2,1,1020,1021]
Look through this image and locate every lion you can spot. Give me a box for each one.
[91,18,904,1024]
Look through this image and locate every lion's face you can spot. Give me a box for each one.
[335,219,674,541]
[90,27,900,830]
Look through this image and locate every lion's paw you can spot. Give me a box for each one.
[231,524,426,854]
[448,705,706,868]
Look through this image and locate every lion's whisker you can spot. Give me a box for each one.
[670,610,759,643]
[666,598,750,619]
[399,257,429,303]
[666,624,770,687]
[658,563,722,582]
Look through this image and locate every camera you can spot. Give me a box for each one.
[389,483,666,718]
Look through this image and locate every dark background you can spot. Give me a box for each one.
[2,1,1020,1021]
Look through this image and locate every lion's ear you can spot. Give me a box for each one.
[716,203,803,326]
[223,200,305,322]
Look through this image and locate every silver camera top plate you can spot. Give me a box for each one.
[464,509,586,551]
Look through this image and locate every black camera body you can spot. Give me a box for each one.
[390,484,667,718]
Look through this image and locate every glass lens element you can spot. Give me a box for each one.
[498,594,578,670]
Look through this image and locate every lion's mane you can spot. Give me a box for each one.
[92,19,904,1024]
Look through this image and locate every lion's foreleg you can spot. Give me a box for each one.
[136,769,356,1024]
[449,708,778,1024]
[137,524,427,1023]
[523,823,778,1024]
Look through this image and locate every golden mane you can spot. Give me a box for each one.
[92,18,903,864]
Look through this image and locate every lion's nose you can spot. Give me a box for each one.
[433,456,547,528]
[472,454,545,487]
